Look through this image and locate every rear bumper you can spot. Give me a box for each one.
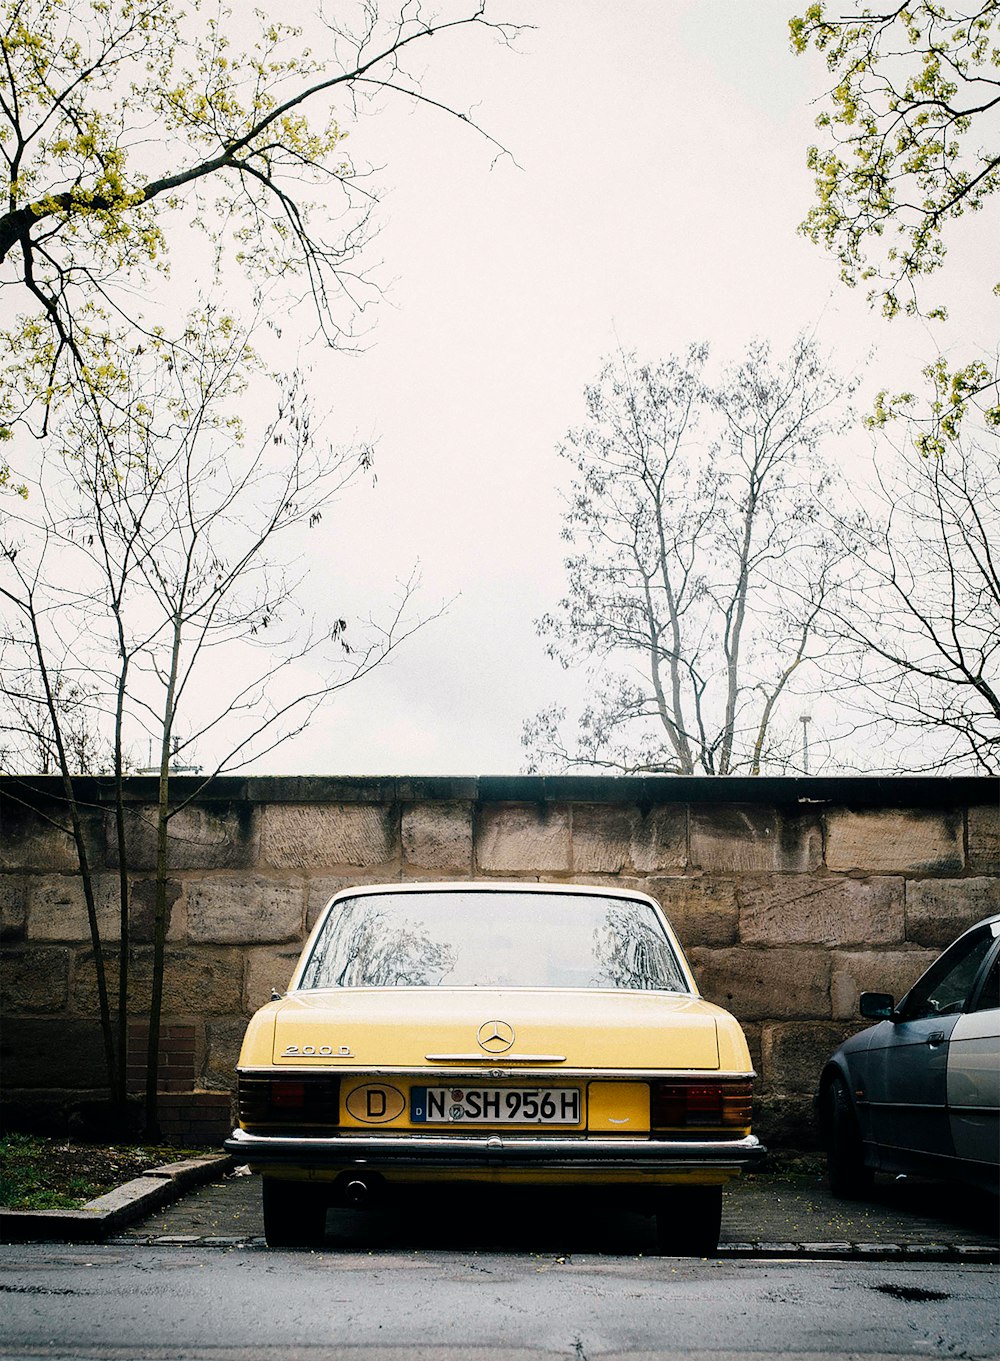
[225,1127,766,1175]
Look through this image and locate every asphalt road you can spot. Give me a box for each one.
[0,1244,997,1361]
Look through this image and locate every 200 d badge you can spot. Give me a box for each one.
[281,1043,354,1057]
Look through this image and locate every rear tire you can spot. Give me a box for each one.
[825,1077,874,1200]
[653,1184,723,1257]
[262,1177,328,1248]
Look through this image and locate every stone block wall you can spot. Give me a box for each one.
[1,774,997,1147]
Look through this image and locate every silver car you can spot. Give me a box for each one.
[818,913,999,1197]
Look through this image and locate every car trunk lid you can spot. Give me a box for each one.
[271,987,720,1070]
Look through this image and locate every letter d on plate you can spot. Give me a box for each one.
[345,1083,406,1124]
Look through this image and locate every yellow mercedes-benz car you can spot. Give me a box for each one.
[225,881,764,1252]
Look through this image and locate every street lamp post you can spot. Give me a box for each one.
[800,714,812,776]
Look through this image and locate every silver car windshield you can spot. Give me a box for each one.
[298,891,689,992]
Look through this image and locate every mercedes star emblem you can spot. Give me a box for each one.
[477,1019,515,1053]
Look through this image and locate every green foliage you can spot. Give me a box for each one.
[0,456,27,499]
[791,2,999,305]
[869,354,1000,457]
[0,1132,207,1209]
[0,0,512,481]
[791,2,1000,447]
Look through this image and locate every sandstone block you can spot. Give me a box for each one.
[402,802,473,871]
[106,805,259,871]
[689,805,821,873]
[0,875,28,940]
[738,875,904,947]
[305,874,394,929]
[186,877,304,945]
[475,804,570,873]
[260,804,397,869]
[905,878,1000,948]
[740,1021,763,1081]
[687,946,830,1021]
[204,1015,252,1090]
[629,807,687,873]
[68,947,120,1017]
[0,803,80,872]
[570,804,641,873]
[830,948,941,1019]
[967,805,1000,874]
[0,946,70,1012]
[644,877,739,948]
[71,946,245,1016]
[153,950,245,1016]
[752,1093,818,1150]
[825,809,963,873]
[245,946,305,1012]
[760,1022,858,1095]
[27,874,121,942]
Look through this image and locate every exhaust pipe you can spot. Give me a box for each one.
[343,1177,371,1208]
[336,1169,384,1208]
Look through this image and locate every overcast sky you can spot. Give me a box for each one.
[225,0,991,776]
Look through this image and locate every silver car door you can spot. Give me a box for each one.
[947,938,1000,1167]
[869,925,997,1158]
[866,1013,959,1155]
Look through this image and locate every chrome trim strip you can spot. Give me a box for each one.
[224,1128,766,1172]
[424,1054,567,1064]
[243,1066,758,1081]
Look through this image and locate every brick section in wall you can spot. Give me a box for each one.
[155,1092,232,1146]
[127,1022,196,1095]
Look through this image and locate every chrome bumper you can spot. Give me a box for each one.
[225,1127,766,1174]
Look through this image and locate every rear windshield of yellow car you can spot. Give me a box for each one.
[298,891,689,992]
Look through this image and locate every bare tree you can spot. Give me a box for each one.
[0,319,433,1131]
[818,433,1000,773]
[0,669,108,775]
[0,0,520,463]
[524,336,852,776]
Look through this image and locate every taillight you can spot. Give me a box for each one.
[270,1080,306,1109]
[238,1073,341,1127]
[650,1080,752,1130]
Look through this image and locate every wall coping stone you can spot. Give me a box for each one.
[2,772,997,812]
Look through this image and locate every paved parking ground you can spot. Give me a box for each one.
[118,1165,999,1257]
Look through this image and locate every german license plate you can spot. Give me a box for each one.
[410,1086,581,1125]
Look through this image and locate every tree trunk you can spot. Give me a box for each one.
[144,614,183,1138]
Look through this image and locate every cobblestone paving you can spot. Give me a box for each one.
[119,1168,999,1256]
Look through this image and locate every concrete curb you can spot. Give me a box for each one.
[716,1242,999,1262]
[107,1234,999,1262]
[0,1155,234,1243]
